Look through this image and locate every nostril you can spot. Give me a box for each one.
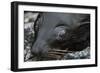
[31,41,49,56]
[31,42,41,56]
[31,47,44,56]
[31,47,40,56]
[31,45,39,55]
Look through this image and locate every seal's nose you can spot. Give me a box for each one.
[31,41,49,56]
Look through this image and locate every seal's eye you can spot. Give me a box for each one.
[54,26,66,41]
[57,30,66,38]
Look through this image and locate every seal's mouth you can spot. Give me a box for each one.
[30,48,70,61]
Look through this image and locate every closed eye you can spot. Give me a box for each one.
[55,24,66,27]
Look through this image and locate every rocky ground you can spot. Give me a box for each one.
[24,12,90,62]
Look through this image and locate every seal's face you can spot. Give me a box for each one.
[31,12,90,57]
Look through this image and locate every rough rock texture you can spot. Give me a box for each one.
[63,47,90,60]
[24,12,39,61]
